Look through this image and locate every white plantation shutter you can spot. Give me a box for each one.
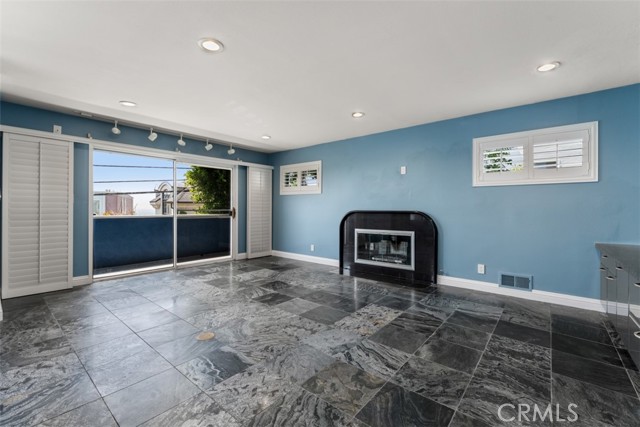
[473,122,597,186]
[2,134,73,298]
[247,167,272,258]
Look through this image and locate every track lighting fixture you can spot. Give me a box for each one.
[148,128,158,142]
[177,134,186,146]
[227,144,235,155]
[111,120,121,135]
[204,140,213,151]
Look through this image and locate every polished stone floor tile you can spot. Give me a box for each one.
[390,311,442,335]
[335,304,402,337]
[448,412,493,427]
[275,297,321,315]
[431,322,491,351]
[208,364,295,421]
[373,295,415,311]
[473,357,550,402]
[552,373,640,427]
[0,351,84,393]
[355,382,455,427]
[140,392,241,426]
[86,346,172,396]
[552,333,622,367]
[336,339,411,380]
[48,300,110,324]
[392,356,471,409]
[74,333,150,370]
[457,368,549,427]
[253,292,294,306]
[2,257,635,427]
[137,318,200,347]
[177,345,254,392]
[552,349,637,397]
[58,311,121,334]
[0,325,65,356]
[104,368,199,427]
[1,335,73,372]
[248,386,354,427]
[483,334,550,374]
[415,338,482,374]
[493,319,550,348]
[302,328,363,355]
[447,309,500,333]
[155,294,212,318]
[302,361,386,417]
[551,318,612,345]
[0,371,100,427]
[300,305,350,325]
[369,324,429,354]
[420,294,503,316]
[500,300,550,331]
[112,301,181,332]
[38,398,117,427]
[550,305,606,329]
[153,332,226,365]
[63,320,133,351]
[263,343,335,385]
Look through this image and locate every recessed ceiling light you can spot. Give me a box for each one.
[261,135,271,140]
[198,38,224,53]
[352,112,365,118]
[537,62,560,72]
[119,100,137,107]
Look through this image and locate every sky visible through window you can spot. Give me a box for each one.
[93,150,188,216]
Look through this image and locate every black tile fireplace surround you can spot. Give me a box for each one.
[340,211,438,287]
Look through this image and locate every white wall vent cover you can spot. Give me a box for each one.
[500,272,533,291]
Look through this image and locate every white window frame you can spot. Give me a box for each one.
[280,160,322,195]
[472,121,598,187]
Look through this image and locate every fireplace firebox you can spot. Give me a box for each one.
[340,211,437,287]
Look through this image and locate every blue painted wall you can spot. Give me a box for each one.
[270,84,640,299]
[0,101,269,275]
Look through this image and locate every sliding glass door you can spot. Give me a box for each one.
[92,151,232,277]
[176,162,231,265]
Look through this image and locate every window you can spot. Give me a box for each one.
[472,122,598,187]
[280,161,322,194]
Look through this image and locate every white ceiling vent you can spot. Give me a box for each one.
[500,272,533,291]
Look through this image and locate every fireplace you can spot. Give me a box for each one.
[340,211,437,287]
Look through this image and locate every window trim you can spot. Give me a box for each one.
[279,160,322,195]
[472,121,598,187]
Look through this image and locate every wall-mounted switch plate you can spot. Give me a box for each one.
[477,264,486,274]
[400,166,407,175]
[310,244,315,252]
[53,125,62,134]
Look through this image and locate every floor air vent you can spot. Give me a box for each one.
[500,272,533,291]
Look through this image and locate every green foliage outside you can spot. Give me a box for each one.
[184,166,230,213]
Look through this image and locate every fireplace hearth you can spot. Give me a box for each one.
[340,211,437,287]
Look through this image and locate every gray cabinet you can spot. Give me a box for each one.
[597,243,640,368]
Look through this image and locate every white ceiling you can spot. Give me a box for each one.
[1,1,639,153]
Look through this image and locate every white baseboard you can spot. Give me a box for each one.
[437,275,605,313]
[236,252,247,260]
[271,250,339,267]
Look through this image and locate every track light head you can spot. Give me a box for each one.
[177,134,186,146]
[204,140,213,151]
[111,120,121,135]
[148,128,158,142]
[227,144,235,155]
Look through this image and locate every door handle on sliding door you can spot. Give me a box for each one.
[230,207,236,219]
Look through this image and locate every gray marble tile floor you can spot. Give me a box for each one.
[0,256,638,426]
